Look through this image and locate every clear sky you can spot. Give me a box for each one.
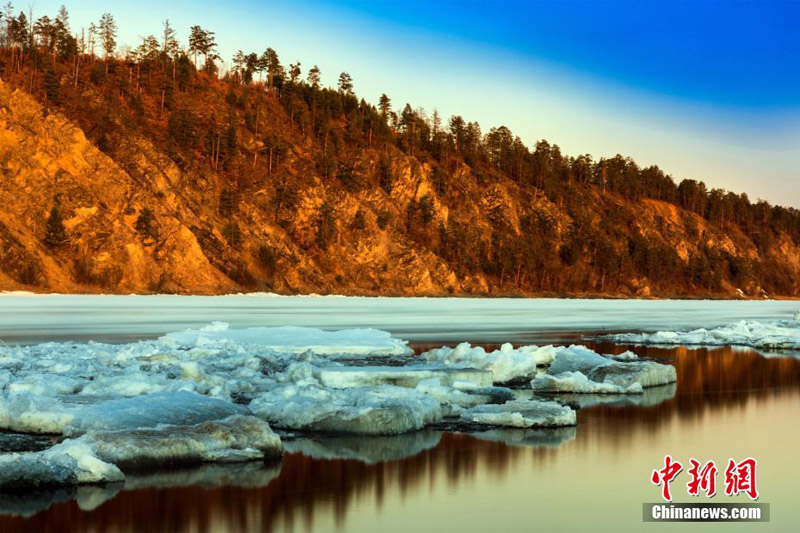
[31,0,800,206]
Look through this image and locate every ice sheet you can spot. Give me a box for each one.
[599,318,800,351]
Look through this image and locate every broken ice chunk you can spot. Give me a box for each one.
[532,371,644,394]
[83,414,283,468]
[459,399,576,428]
[597,318,800,351]
[0,440,124,490]
[423,342,556,384]
[161,323,413,356]
[65,391,250,436]
[250,384,442,435]
[541,346,677,391]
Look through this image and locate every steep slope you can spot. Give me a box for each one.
[0,55,798,297]
[0,80,465,294]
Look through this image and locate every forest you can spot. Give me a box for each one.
[0,4,798,297]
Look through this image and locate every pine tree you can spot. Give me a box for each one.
[43,67,60,104]
[307,65,321,88]
[338,72,353,94]
[379,93,391,119]
[44,204,67,248]
[98,13,117,59]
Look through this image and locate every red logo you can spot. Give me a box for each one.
[724,458,759,500]
[651,455,683,502]
[651,456,758,501]
[687,459,718,497]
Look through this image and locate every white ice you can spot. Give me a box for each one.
[162,322,412,356]
[0,440,123,489]
[423,342,555,384]
[599,318,800,351]
[459,399,576,428]
[0,415,281,490]
[82,414,283,468]
[4,294,798,345]
[534,346,676,392]
[249,384,443,435]
[532,371,644,394]
[0,391,250,435]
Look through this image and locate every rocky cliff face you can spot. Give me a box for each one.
[0,78,798,297]
[0,80,464,295]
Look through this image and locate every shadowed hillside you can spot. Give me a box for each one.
[0,6,798,296]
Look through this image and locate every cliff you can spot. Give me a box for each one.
[0,54,798,297]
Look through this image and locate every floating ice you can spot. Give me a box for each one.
[546,383,677,410]
[162,322,412,356]
[0,440,123,490]
[66,391,250,436]
[532,371,644,394]
[459,399,576,428]
[313,365,493,389]
[0,415,281,491]
[250,384,442,435]
[598,318,800,351]
[423,342,555,384]
[0,323,679,455]
[537,346,676,392]
[0,391,250,435]
[83,415,283,468]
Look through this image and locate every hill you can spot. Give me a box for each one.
[0,7,798,297]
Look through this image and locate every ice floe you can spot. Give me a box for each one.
[0,391,250,435]
[0,440,124,490]
[162,322,412,356]
[0,322,683,490]
[423,342,555,384]
[0,415,281,491]
[249,384,443,435]
[531,346,676,394]
[598,318,800,351]
[459,399,576,428]
[532,371,644,394]
[82,414,283,468]
[0,462,283,517]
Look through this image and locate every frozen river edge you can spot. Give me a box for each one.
[0,323,680,490]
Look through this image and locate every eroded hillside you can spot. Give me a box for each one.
[0,29,798,297]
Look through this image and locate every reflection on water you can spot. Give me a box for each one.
[1,345,799,532]
[284,431,444,465]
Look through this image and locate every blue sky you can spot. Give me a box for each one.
[33,0,800,206]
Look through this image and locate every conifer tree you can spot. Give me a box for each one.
[44,204,67,248]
